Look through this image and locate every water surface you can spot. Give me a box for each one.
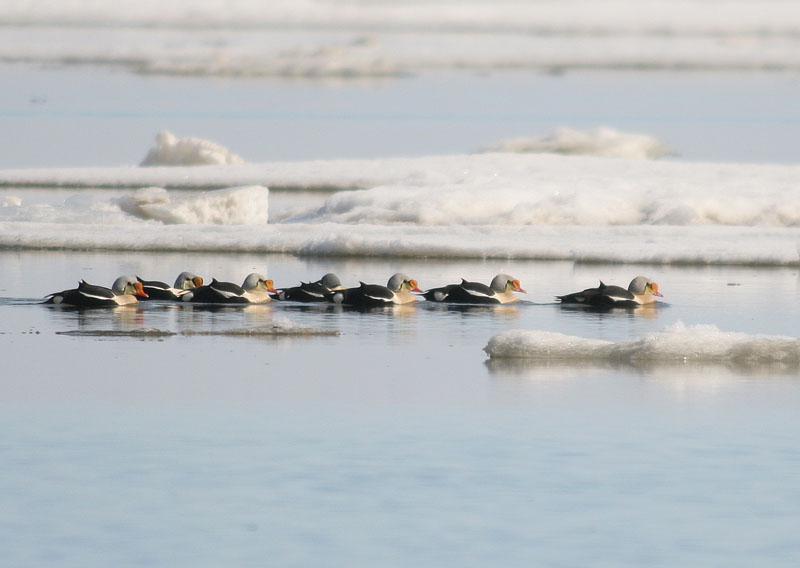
[4,65,800,167]
[2,250,799,566]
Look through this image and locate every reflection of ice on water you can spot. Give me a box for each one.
[486,355,800,381]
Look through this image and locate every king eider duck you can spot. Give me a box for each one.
[185,273,277,304]
[557,276,663,308]
[136,272,203,301]
[272,273,345,302]
[423,274,525,304]
[329,273,422,307]
[44,276,148,307]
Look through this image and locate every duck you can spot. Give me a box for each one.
[423,274,525,304]
[329,273,422,307]
[44,275,148,307]
[557,276,663,308]
[272,273,345,302]
[136,272,203,301]
[185,273,277,304]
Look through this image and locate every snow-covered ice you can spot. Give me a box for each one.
[478,127,673,160]
[1,150,799,265]
[2,1,800,77]
[485,322,800,369]
[117,185,268,225]
[140,131,245,167]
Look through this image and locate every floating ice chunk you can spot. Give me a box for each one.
[485,329,613,359]
[485,322,800,368]
[117,185,268,225]
[140,130,245,167]
[479,127,672,159]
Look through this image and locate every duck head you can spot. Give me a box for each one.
[629,276,663,298]
[387,273,422,293]
[112,275,148,298]
[242,273,278,293]
[174,272,203,290]
[490,274,526,294]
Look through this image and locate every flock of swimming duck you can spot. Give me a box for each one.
[43,271,663,309]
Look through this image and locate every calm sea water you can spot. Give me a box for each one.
[2,250,800,567]
[3,64,800,167]
[2,63,800,566]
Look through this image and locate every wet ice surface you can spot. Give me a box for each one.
[2,250,800,566]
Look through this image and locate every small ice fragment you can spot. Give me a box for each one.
[140,130,245,166]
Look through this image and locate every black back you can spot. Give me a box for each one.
[136,276,176,300]
[274,281,331,302]
[44,280,116,307]
[422,284,460,302]
[558,281,637,308]
[333,282,395,307]
[445,281,500,304]
[189,279,249,304]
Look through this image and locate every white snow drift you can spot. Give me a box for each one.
[140,131,245,167]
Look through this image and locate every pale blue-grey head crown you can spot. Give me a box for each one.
[490,274,516,292]
[628,276,652,294]
[319,273,343,290]
[242,273,268,291]
[174,272,201,290]
[112,275,138,295]
[386,273,412,292]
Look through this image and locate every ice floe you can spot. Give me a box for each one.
[1,152,800,265]
[478,127,673,160]
[485,322,800,369]
[3,1,800,76]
